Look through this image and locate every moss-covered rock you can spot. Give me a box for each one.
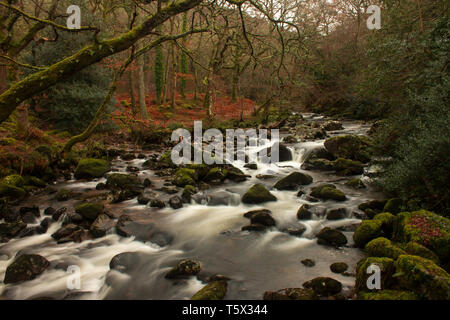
[394,254,450,300]
[203,167,227,182]
[394,210,450,263]
[358,199,386,212]
[106,173,141,191]
[330,262,348,274]
[74,158,110,179]
[302,277,342,296]
[310,184,346,201]
[317,227,348,247]
[23,176,46,188]
[383,198,403,214]
[181,185,197,203]
[75,203,104,220]
[404,241,440,264]
[356,257,395,291]
[358,290,418,300]
[173,168,197,187]
[273,172,313,190]
[191,280,227,300]
[301,158,334,171]
[373,212,395,237]
[353,220,383,248]
[324,135,372,163]
[365,237,406,260]
[2,174,25,187]
[55,188,72,201]
[332,158,364,176]
[241,184,277,204]
[345,178,365,189]
[159,151,175,168]
[4,254,50,284]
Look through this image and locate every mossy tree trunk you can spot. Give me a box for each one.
[0,0,202,124]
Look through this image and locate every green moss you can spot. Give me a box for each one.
[356,257,395,292]
[0,183,26,199]
[394,254,450,300]
[191,280,228,300]
[174,168,197,187]
[383,198,403,214]
[374,212,395,236]
[358,290,418,300]
[404,241,440,264]
[302,277,342,296]
[106,173,140,190]
[310,184,346,201]
[353,220,383,248]
[23,176,46,188]
[332,158,364,175]
[365,237,406,260]
[75,203,104,220]
[324,135,371,162]
[204,167,227,182]
[394,210,450,263]
[241,184,277,204]
[2,174,25,187]
[74,158,110,179]
[273,172,313,190]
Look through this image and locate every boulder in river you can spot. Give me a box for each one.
[324,135,372,163]
[332,158,364,176]
[273,172,313,190]
[353,219,383,248]
[109,252,147,274]
[259,142,292,162]
[106,173,143,194]
[181,185,197,203]
[4,254,50,284]
[241,223,268,232]
[0,221,27,241]
[302,277,342,296]
[165,259,202,279]
[90,214,115,238]
[321,120,343,131]
[330,262,348,274]
[249,210,276,227]
[241,184,277,204]
[191,280,227,300]
[310,184,346,201]
[316,227,347,247]
[297,204,313,220]
[169,195,183,209]
[74,158,110,179]
[326,208,347,220]
[75,203,104,220]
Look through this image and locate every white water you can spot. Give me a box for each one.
[0,117,382,300]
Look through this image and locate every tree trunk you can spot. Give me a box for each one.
[137,42,148,119]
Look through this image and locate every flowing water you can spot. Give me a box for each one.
[0,115,384,300]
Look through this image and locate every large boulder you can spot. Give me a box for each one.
[353,220,383,248]
[191,280,228,300]
[106,173,142,191]
[324,135,371,163]
[173,168,197,187]
[260,142,292,162]
[90,214,115,238]
[165,259,202,279]
[4,254,50,284]
[273,172,313,190]
[394,255,450,300]
[393,210,450,263]
[310,184,346,201]
[302,277,342,296]
[241,184,277,204]
[248,210,276,227]
[2,174,25,187]
[316,227,347,247]
[332,158,364,176]
[404,241,440,264]
[74,158,110,179]
[355,257,395,292]
[383,198,403,214]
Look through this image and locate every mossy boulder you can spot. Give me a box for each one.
[404,241,440,264]
[373,212,395,237]
[4,254,50,284]
[310,184,346,201]
[191,280,227,300]
[24,176,46,188]
[75,203,104,220]
[330,262,348,274]
[358,290,418,300]
[273,172,313,190]
[203,167,227,182]
[356,257,395,291]
[2,174,25,187]
[394,254,450,300]
[345,178,365,189]
[241,184,277,204]
[106,173,141,191]
[55,188,72,201]
[332,158,364,176]
[324,135,372,163]
[394,210,450,263]
[301,158,334,171]
[316,227,347,247]
[173,168,197,187]
[383,198,403,214]
[159,151,175,168]
[365,237,406,260]
[358,199,386,212]
[165,259,202,279]
[74,158,110,179]
[182,185,197,203]
[302,277,342,296]
[353,219,383,248]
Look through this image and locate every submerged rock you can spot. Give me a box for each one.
[4,254,50,284]
[165,259,202,279]
[0,221,27,241]
[301,259,315,267]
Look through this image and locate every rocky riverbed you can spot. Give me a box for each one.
[0,113,448,300]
